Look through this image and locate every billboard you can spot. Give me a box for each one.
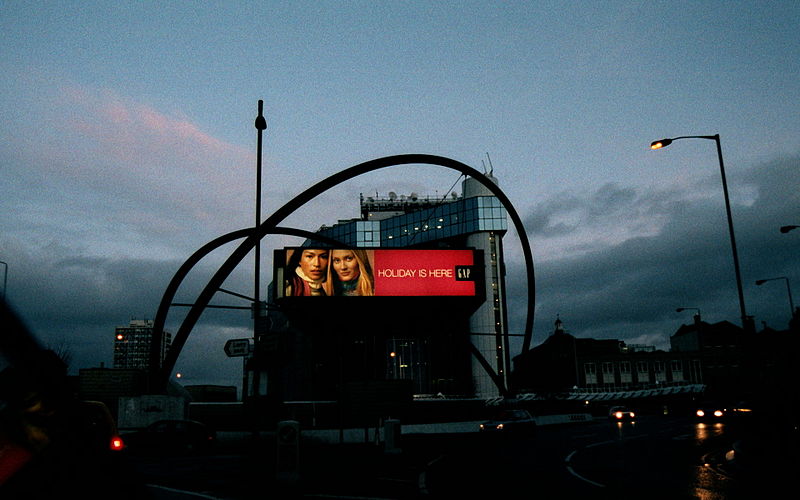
[275,248,481,298]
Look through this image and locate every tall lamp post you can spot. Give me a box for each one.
[755,277,795,319]
[0,260,7,301]
[651,134,750,332]
[676,307,701,322]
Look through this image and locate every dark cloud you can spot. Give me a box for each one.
[3,154,797,388]
[508,154,800,354]
[1,237,254,381]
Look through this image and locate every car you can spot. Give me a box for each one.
[694,401,728,421]
[479,409,537,436]
[122,419,216,454]
[608,406,636,421]
[72,400,126,453]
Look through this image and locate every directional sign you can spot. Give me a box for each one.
[224,338,251,357]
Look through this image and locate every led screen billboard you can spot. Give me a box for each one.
[275,248,481,298]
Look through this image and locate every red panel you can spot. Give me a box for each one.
[373,249,475,296]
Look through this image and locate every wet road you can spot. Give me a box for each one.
[422,415,788,499]
[128,414,793,499]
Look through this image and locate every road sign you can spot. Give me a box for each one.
[224,338,251,357]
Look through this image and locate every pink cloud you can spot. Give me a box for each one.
[53,84,254,233]
[60,84,248,162]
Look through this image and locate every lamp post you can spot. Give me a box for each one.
[676,307,701,322]
[651,135,750,332]
[0,260,7,300]
[254,100,267,306]
[755,277,795,319]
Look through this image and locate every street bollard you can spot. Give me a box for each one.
[276,420,300,485]
[384,419,402,454]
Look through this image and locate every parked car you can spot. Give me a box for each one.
[608,406,636,421]
[122,419,216,454]
[479,409,537,436]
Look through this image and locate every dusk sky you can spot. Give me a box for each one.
[2,1,798,391]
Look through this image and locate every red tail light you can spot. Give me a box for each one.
[110,436,125,451]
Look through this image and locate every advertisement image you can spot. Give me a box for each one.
[278,248,479,298]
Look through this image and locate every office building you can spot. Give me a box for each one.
[113,319,172,371]
[258,174,510,402]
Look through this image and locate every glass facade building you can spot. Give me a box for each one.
[295,176,510,398]
[311,195,507,249]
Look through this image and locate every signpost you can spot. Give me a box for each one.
[224,338,251,357]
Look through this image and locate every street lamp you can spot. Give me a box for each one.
[0,260,7,300]
[676,307,701,322]
[755,277,795,319]
[651,134,750,332]
[780,225,799,234]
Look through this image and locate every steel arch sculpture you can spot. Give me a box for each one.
[153,154,536,395]
[149,227,345,389]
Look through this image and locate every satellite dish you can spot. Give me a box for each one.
[388,191,397,200]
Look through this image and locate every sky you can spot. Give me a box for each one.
[2,1,798,391]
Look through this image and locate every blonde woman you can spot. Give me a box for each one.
[324,249,374,296]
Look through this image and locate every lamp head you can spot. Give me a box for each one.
[780,225,799,233]
[650,138,673,150]
[755,280,767,286]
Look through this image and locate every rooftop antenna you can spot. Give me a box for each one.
[481,159,488,174]
[486,152,494,176]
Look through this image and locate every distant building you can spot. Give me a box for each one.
[668,314,749,400]
[512,317,703,397]
[511,311,798,403]
[113,319,171,371]
[78,366,148,419]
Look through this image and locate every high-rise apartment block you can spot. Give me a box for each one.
[113,319,172,371]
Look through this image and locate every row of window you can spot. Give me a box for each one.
[317,196,508,247]
[584,360,684,374]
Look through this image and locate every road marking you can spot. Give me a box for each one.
[565,463,606,488]
[147,484,223,499]
[565,447,607,488]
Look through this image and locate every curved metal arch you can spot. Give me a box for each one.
[157,154,535,395]
[149,226,346,389]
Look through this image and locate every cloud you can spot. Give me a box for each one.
[2,235,254,376]
[508,154,800,354]
[3,84,257,260]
